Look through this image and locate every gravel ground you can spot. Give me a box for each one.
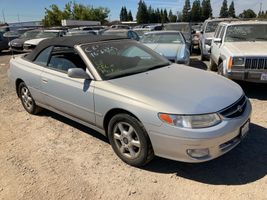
[0,52,267,200]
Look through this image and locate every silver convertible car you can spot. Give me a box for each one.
[8,36,251,166]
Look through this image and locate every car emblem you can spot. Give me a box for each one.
[237,105,243,113]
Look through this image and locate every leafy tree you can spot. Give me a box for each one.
[127,10,133,21]
[191,0,201,22]
[220,0,229,18]
[228,1,236,18]
[136,0,149,24]
[201,0,212,21]
[43,4,63,27]
[239,9,257,19]
[182,0,191,22]
[42,2,110,26]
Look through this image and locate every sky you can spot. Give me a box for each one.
[0,0,266,23]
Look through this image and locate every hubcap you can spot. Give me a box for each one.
[113,122,141,159]
[21,87,33,110]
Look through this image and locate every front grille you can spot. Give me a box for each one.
[245,57,267,70]
[219,95,247,118]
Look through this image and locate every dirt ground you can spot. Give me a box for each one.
[0,52,267,200]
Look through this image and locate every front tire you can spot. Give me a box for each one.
[209,58,218,71]
[217,63,224,76]
[108,114,154,167]
[18,82,42,114]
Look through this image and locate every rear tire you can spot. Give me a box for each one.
[217,63,224,76]
[18,82,42,114]
[108,114,154,167]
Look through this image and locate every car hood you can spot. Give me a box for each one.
[24,38,46,45]
[224,42,267,56]
[144,43,184,59]
[103,64,243,114]
[10,38,27,46]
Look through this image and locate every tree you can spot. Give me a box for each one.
[120,6,128,21]
[43,4,64,27]
[162,9,169,23]
[201,0,212,21]
[127,10,133,21]
[136,0,149,24]
[220,0,229,18]
[182,0,191,22]
[169,10,177,22]
[191,0,201,22]
[42,2,110,26]
[239,9,257,19]
[228,1,236,18]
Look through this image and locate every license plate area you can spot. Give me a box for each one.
[261,73,267,81]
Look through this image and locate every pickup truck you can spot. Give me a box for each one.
[210,21,267,83]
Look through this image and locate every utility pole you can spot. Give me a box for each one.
[260,2,262,13]
[2,9,6,23]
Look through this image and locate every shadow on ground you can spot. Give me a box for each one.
[189,57,208,70]
[237,81,267,100]
[144,123,267,185]
[40,110,109,144]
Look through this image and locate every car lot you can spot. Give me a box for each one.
[0,51,267,199]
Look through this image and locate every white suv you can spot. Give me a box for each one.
[210,21,267,82]
[200,18,237,61]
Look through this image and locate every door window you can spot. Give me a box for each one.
[34,46,53,66]
[47,46,87,73]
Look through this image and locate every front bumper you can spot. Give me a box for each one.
[146,100,252,163]
[226,70,267,83]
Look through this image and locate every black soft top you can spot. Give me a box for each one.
[25,35,128,61]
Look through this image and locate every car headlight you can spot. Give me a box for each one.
[232,57,245,66]
[158,113,221,129]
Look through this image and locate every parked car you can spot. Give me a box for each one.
[210,21,267,82]
[66,30,96,36]
[69,26,106,35]
[102,29,139,41]
[9,29,42,52]
[110,24,130,30]
[140,31,190,65]
[132,28,151,38]
[8,35,251,166]
[0,32,9,52]
[164,22,194,51]
[23,30,65,51]
[200,18,237,61]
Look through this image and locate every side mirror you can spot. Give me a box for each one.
[213,38,222,44]
[68,68,91,79]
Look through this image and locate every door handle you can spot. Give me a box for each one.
[42,78,48,83]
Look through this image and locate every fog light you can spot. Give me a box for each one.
[186,148,210,159]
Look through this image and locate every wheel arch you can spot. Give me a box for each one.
[103,108,141,135]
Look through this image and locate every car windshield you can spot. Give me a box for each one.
[164,24,190,32]
[35,31,59,38]
[81,40,170,80]
[225,24,267,42]
[205,21,223,33]
[20,30,41,39]
[141,32,184,44]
